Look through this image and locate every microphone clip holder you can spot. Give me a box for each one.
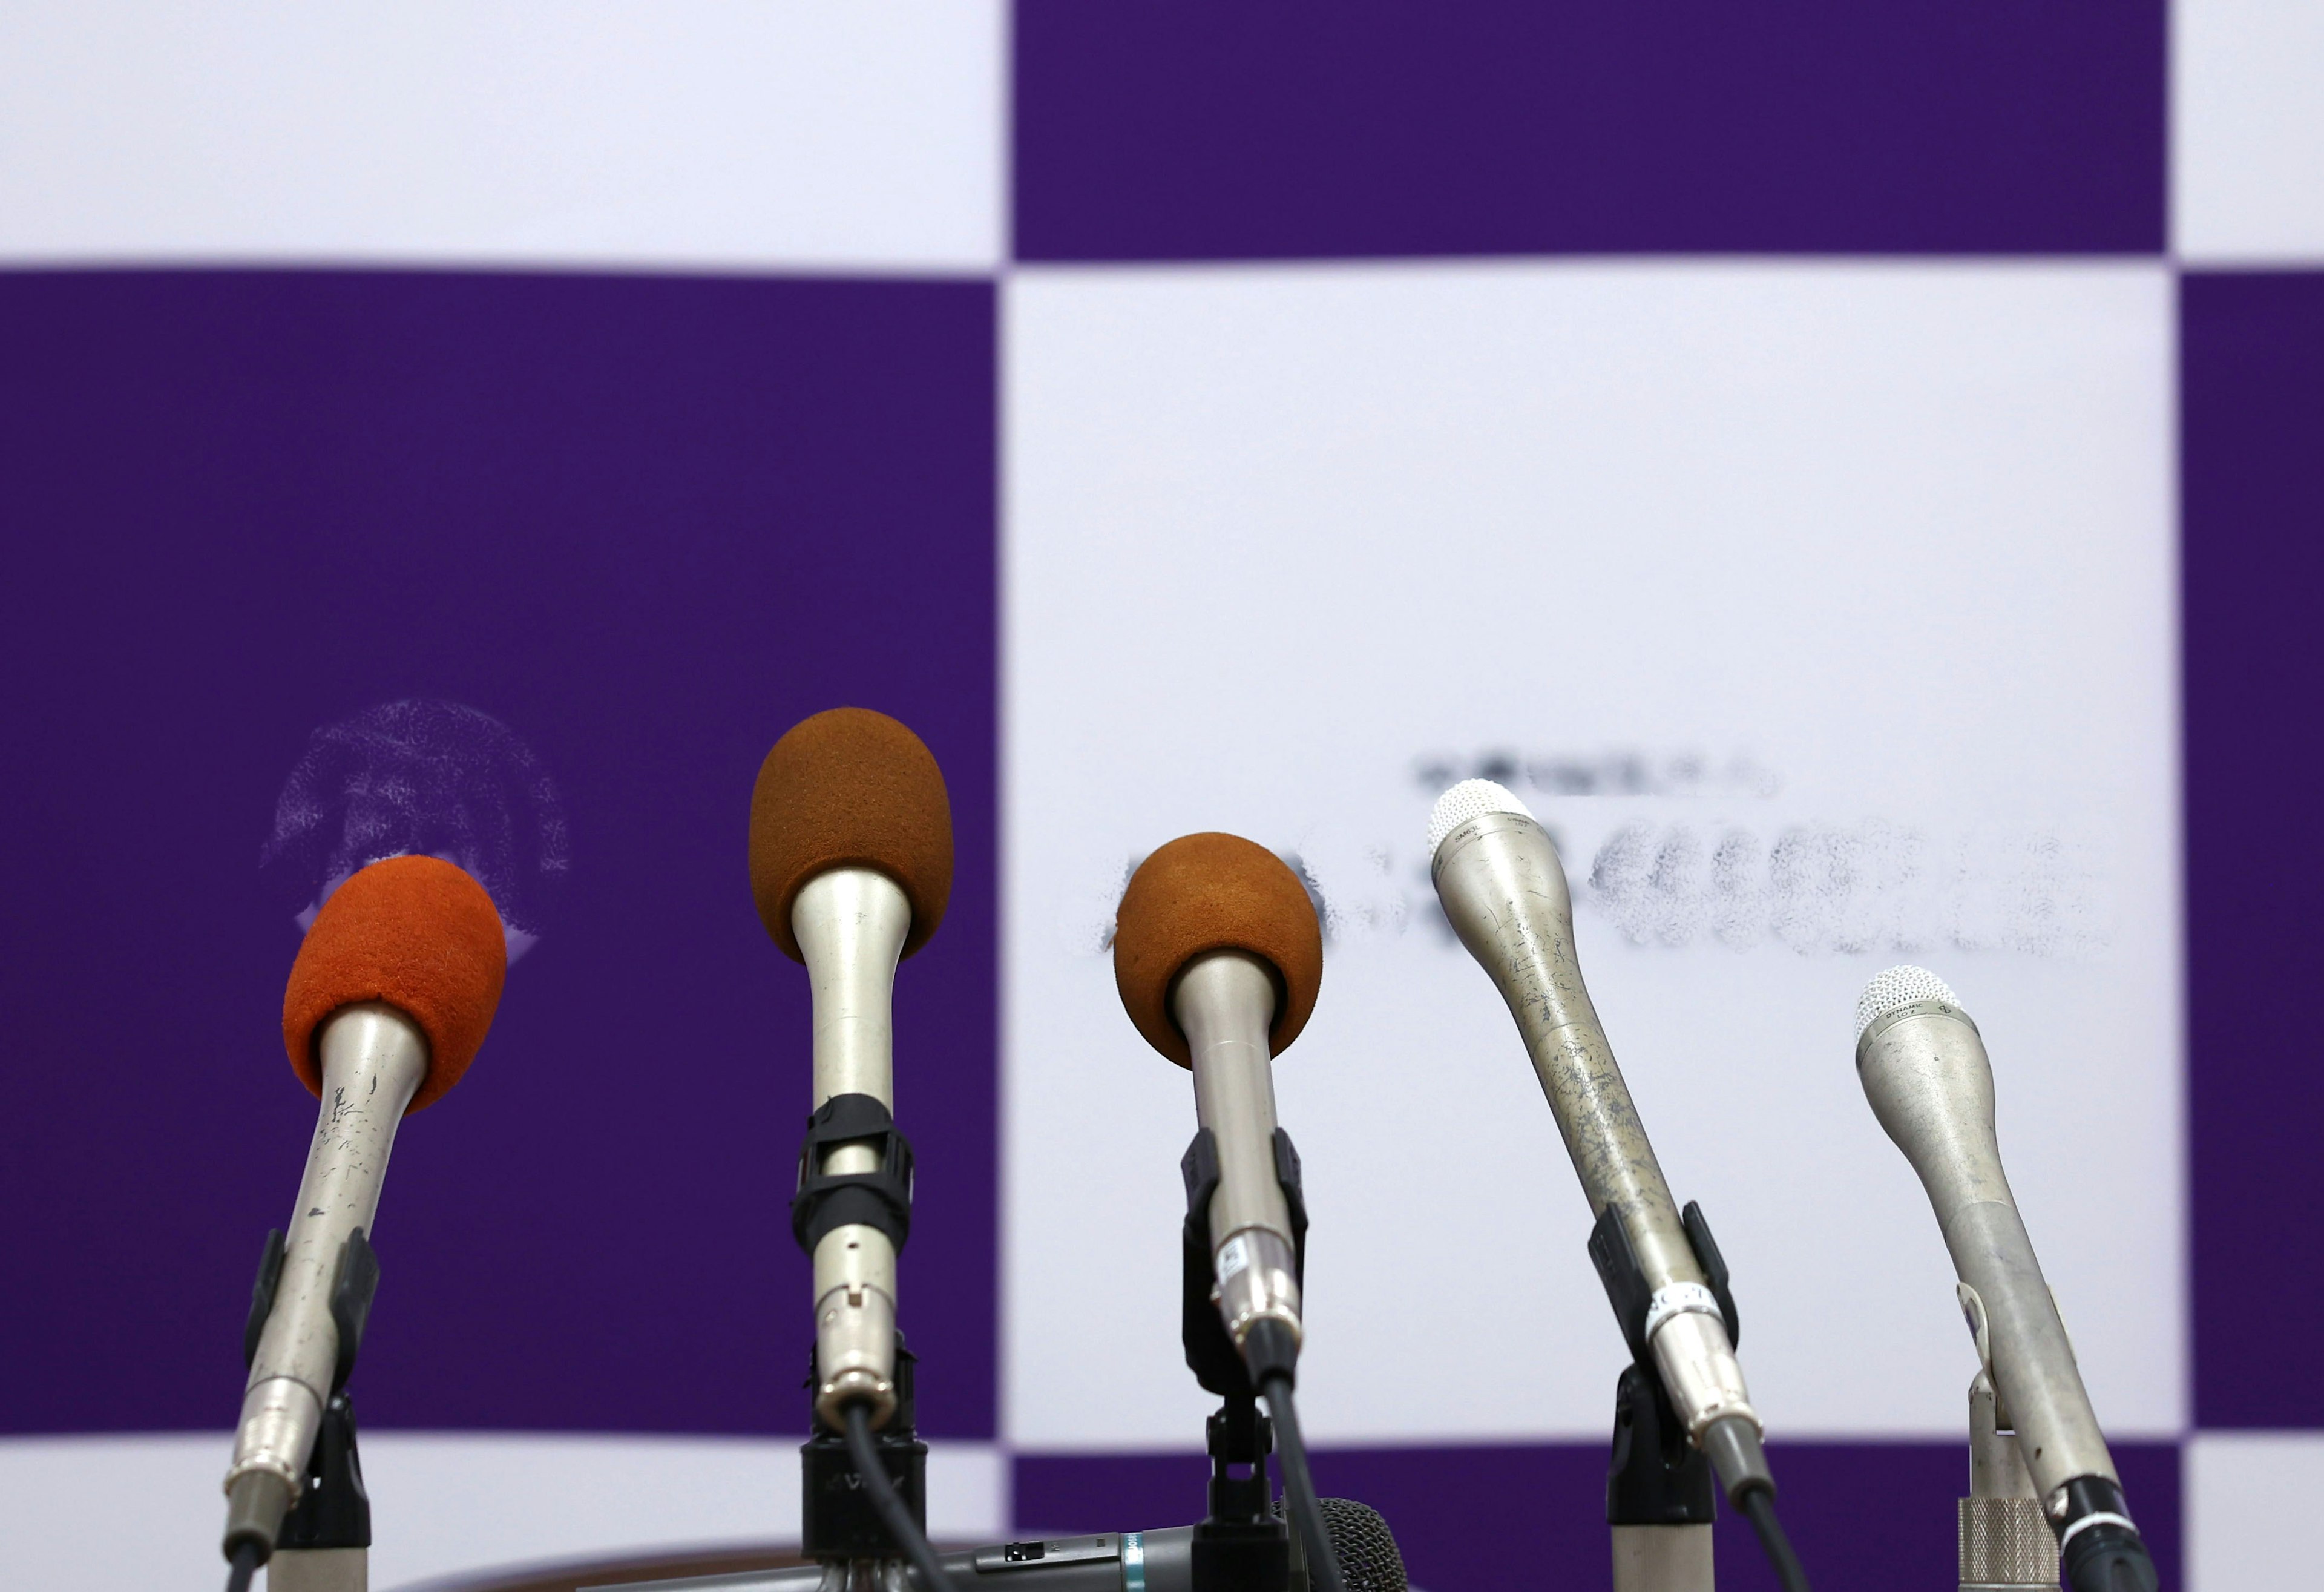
[242,1226,381,1554]
[1194,1396,1291,1592]
[800,1337,929,1562]
[791,1098,927,1564]
[1178,1127,1308,1399]
[1179,1127,1307,1592]
[1588,1199,1738,1369]
[791,1093,916,1254]
[1591,1200,1734,1540]
[1607,1363,1716,1531]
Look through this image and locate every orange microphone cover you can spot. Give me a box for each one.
[281,854,508,1113]
[749,707,954,961]
[1112,832,1323,1068]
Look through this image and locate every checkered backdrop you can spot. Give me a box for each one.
[1,7,2317,1589]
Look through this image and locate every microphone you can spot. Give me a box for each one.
[1426,782,1808,1589]
[1111,833,1344,1592]
[678,1498,1407,1592]
[221,855,507,1579]
[749,707,953,1582]
[1111,833,1323,1386]
[1854,967,2159,1592]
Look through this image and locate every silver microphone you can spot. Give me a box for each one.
[227,1004,425,1534]
[747,706,956,1440]
[794,864,912,1426]
[1109,831,1326,1383]
[220,853,508,1582]
[691,1495,1407,1592]
[1855,967,2156,1592]
[1427,781,1772,1503]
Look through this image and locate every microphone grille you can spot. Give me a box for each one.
[1426,778,1535,860]
[1275,1497,1408,1592]
[1856,964,1961,1042]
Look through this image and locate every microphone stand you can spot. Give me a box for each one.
[792,1094,928,1590]
[1178,1125,1307,1592]
[1957,1359,2057,1591]
[1606,1366,1715,1592]
[241,1228,381,1592]
[1592,1202,1740,1592]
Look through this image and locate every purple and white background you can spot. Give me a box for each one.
[1,5,2318,1588]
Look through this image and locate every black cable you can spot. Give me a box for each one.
[223,1541,263,1592]
[842,1401,956,1592]
[1259,1373,1347,1592]
[1738,1485,1811,1592]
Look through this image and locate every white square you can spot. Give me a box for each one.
[0,1433,1006,1590]
[2188,1434,2324,1591]
[1003,260,2181,1449]
[0,4,1002,272]
[2175,0,2324,262]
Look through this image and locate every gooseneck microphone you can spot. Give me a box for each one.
[1426,781,1805,1592]
[750,707,954,1591]
[220,855,507,1591]
[1112,833,1344,1592]
[1854,967,2158,1592]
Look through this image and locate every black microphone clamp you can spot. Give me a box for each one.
[238,1227,379,1558]
[1180,1127,1308,1395]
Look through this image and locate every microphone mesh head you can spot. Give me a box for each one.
[1275,1498,1408,1592]
[1426,778,1535,860]
[1856,964,1962,1042]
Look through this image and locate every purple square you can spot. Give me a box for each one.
[1015,2,2165,260]
[2183,269,2324,1430]
[0,269,999,1439]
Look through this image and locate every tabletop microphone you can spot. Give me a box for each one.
[1111,832,1344,1592]
[750,706,954,1587]
[641,1498,1407,1592]
[221,855,507,1588]
[1427,781,1807,1590]
[1855,967,2158,1592]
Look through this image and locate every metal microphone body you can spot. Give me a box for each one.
[1430,802,1766,1496]
[1856,975,2156,1590]
[1857,998,2110,1498]
[1176,950,1302,1358]
[794,866,911,1429]
[225,1002,427,1544]
[637,1496,1407,1592]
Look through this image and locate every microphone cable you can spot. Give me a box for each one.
[1258,1373,1348,1592]
[223,1541,262,1592]
[1737,1484,1811,1592]
[842,1401,958,1592]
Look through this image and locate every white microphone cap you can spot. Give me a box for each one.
[1856,965,1963,1042]
[1427,779,1537,860]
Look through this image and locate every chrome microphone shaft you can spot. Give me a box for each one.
[794,866,911,1429]
[1431,804,1766,1492]
[1176,950,1302,1355]
[225,1003,426,1549]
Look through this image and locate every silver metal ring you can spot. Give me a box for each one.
[1643,1282,1722,1344]
[2055,1511,2136,1554]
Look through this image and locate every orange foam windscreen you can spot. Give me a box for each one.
[281,854,508,1113]
[1112,832,1323,1068]
[749,707,954,962]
